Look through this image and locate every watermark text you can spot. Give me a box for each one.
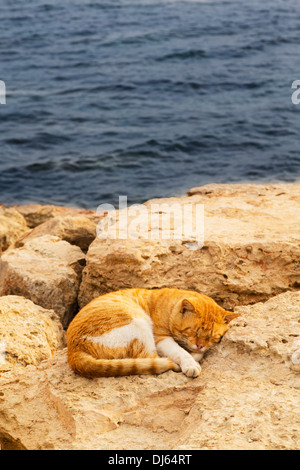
[0,81,6,104]
[96,196,204,250]
[291,80,300,104]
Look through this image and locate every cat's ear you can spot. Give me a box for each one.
[223,312,240,324]
[181,299,195,314]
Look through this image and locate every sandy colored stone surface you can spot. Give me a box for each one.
[0,290,299,450]
[0,295,65,373]
[0,368,76,450]
[13,203,101,228]
[228,290,300,372]
[0,205,28,254]
[15,214,97,253]
[79,183,300,309]
[175,368,299,450]
[174,290,300,450]
[0,235,85,327]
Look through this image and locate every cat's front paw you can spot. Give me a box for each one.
[181,358,201,378]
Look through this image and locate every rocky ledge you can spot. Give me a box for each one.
[0,183,299,450]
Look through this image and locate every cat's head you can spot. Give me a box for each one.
[171,295,239,354]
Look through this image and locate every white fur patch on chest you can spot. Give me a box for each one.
[85,317,156,353]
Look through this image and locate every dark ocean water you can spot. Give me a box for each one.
[0,0,300,209]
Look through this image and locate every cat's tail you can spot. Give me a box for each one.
[68,351,179,378]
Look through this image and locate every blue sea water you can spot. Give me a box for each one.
[0,0,300,209]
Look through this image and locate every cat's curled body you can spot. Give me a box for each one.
[67,288,238,378]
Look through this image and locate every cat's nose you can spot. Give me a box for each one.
[197,344,204,350]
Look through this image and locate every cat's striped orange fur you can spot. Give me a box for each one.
[67,288,239,378]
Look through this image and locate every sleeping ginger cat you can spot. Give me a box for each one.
[67,288,239,378]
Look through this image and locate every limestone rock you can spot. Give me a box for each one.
[0,368,76,450]
[174,371,299,450]
[174,291,300,450]
[15,214,97,253]
[227,290,300,372]
[0,235,85,327]
[0,290,299,450]
[24,351,203,450]
[0,296,65,373]
[13,203,102,229]
[0,205,28,253]
[13,204,69,228]
[79,183,300,309]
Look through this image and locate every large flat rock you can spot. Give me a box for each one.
[79,183,300,309]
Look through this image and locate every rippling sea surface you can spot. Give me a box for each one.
[0,0,300,208]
